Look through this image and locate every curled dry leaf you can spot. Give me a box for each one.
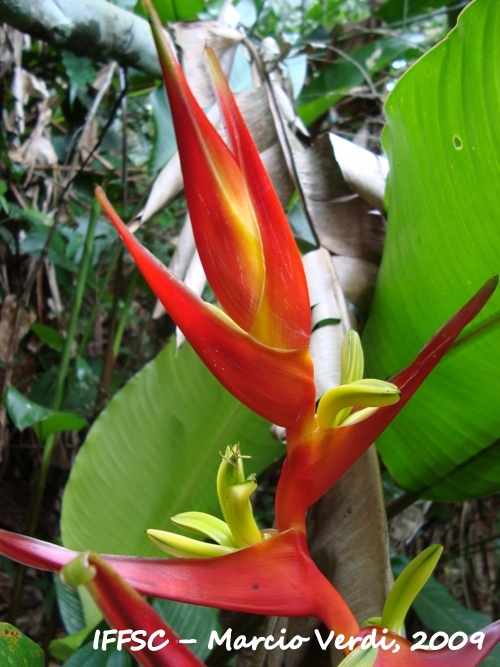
[330,133,389,212]
[287,134,385,327]
[293,135,385,263]
[302,248,350,400]
[9,104,57,168]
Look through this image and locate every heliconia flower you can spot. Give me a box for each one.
[147,445,272,557]
[61,552,204,667]
[95,0,317,433]
[276,277,498,531]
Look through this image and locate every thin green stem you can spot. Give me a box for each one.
[28,197,102,535]
[95,250,124,410]
[112,267,139,358]
[10,198,101,622]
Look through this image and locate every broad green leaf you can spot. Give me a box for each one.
[61,339,282,556]
[0,623,44,666]
[392,556,500,666]
[297,36,422,126]
[363,0,500,500]
[4,385,86,440]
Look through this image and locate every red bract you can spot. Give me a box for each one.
[0,528,358,638]
[62,552,204,667]
[1,529,499,666]
[276,277,498,531]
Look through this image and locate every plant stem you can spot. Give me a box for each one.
[77,244,122,358]
[8,197,101,622]
[112,267,139,358]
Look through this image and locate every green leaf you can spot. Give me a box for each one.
[392,556,500,666]
[297,35,422,126]
[31,323,66,352]
[363,0,500,501]
[376,0,447,24]
[153,599,220,661]
[135,0,204,23]
[21,221,76,272]
[61,51,98,107]
[149,85,177,171]
[63,637,132,667]
[61,339,282,556]
[54,573,87,635]
[4,385,86,440]
[0,623,44,666]
[49,627,95,661]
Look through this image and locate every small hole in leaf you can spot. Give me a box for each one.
[453,135,463,149]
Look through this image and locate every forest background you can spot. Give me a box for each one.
[0,0,499,665]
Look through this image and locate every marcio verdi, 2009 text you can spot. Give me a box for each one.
[93,628,486,654]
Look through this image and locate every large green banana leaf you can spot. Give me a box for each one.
[61,339,281,556]
[363,0,500,501]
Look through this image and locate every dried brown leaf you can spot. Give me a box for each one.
[171,21,243,108]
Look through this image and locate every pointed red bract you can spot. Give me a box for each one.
[65,552,204,667]
[205,48,311,350]
[144,1,310,352]
[146,5,263,335]
[96,187,316,431]
[0,528,357,638]
[276,278,498,531]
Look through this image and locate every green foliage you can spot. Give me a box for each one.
[61,51,99,107]
[363,0,500,501]
[4,385,86,441]
[63,638,133,666]
[377,0,450,24]
[1,0,498,659]
[152,600,221,661]
[134,0,205,23]
[0,623,45,666]
[298,35,422,126]
[149,85,177,171]
[393,556,500,665]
